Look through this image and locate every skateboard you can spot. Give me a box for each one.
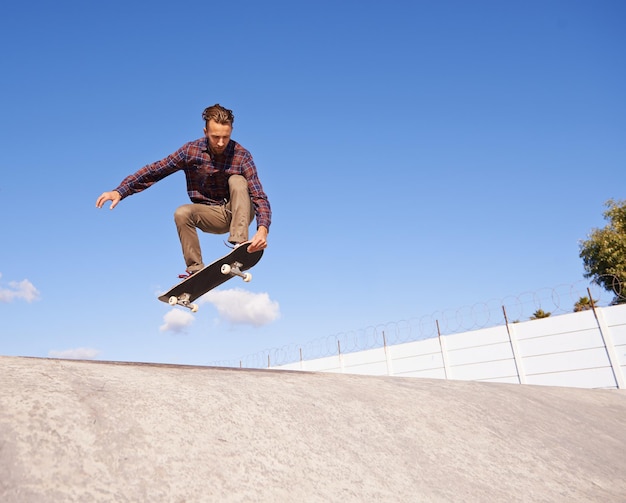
[158,242,264,312]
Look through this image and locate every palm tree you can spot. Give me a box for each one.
[573,296,597,312]
[530,309,551,320]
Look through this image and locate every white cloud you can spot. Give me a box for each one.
[48,347,100,360]
[201,288,280,327]
[0,273,40,303]
[160,308,195,333]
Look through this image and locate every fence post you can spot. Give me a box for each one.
[502,306,526,384]
[382,331,394,376]
[337,340,345,373]
[589,290,625,389]
[436,320,450,380]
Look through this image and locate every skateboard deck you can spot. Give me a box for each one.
[158,242,264,312]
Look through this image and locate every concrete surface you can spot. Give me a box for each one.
[0,356,625,502]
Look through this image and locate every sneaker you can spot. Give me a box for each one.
[224,240,243,250]
[178,270,196,279]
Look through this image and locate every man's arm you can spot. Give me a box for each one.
[240,152,272,229]
[240,152,271,252]
[96,142,194,210]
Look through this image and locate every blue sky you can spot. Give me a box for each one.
[1,0,624,366]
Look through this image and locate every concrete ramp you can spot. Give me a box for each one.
[0,356,625,502]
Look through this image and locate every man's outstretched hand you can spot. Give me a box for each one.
[96,191,121,210]
[247,226,268,253]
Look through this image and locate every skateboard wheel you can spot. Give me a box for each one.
[221,264,231,275]
[243,272,252,282]
[168,296,178,306]
[190,304,199,313]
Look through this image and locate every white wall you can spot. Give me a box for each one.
[274,303,626,389]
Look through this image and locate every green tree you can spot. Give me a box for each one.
[579,199,626,304]
[573,296,597,312]
[530,309,551,320]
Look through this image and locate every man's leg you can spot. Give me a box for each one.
[174,204,229,273]
[227,175,256,244]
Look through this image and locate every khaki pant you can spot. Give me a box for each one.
[174,175,255,272]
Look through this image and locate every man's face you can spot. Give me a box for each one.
[204,120,232,156]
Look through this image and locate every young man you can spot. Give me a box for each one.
[96,104,271,275]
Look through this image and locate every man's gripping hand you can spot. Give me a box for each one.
[247,226,268,253]
[96,191,122,210]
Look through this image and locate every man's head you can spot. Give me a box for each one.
[202,104,234,156]
[202,103,234,127]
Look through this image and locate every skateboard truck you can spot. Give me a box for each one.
[168,293,199,313]
[220,261,252,282]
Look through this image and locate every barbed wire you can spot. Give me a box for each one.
[209,276,625,370]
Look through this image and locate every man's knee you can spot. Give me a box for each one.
[174,205,193,224]
[228,175,248,194]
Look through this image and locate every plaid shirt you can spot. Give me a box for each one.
[115,138,271,229]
